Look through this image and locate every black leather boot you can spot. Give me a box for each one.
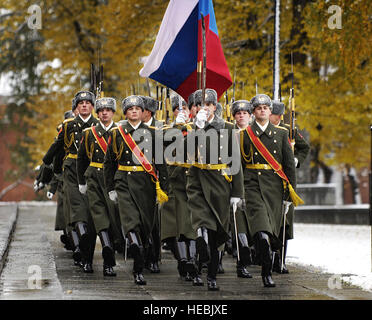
[238,233,253,266]
[217,251,224,274]
[186,240,203,286]
[98,230,116,276]
[103,265,116,277]
[207,230,219,291]
[174,239,189,276]
[196,227,210,264]
[61,230,73,250]
[133,272,146,285]
[127,231,146,285]
[207,277,219,291]
[257,232,275,287]
[236,261,253,278]
[69,230,82,267]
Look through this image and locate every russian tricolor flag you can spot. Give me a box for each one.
[139,0,232,101]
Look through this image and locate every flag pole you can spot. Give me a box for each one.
[273,0,280,101]
[201,13,207,108]
[370,124,372,272]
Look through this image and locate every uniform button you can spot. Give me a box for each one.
[220,146,223,149]
[96,150,98,152]
[255,152,258,155]
[220,135,224,138]
[200,145,203,148]
[127,161,130,164]
[218,157,222,160]
[273,150,277,154]
[75,140,79,143]
[145,149,148,153]
[97,168,101,171]
[274,140,277,143]
[274,131,277,134]
[95,141,97,143]
[258,172,261,175]
[145,139,149,142]
[128,172,131,175]
[126,150,129,154]
[257,162,260,164]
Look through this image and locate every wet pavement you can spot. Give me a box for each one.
[1,202,372,301]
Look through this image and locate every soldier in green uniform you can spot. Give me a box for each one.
[77,97,122,277]
[162,95,203,286]
[269,100,310,273]
[185,88,244,291]
[240,94,297,287]
[43,91,99,273]
[104,95,168,285]
[230,100,254,279]
[141,95,165,273]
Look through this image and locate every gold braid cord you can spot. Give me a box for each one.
[240,130,252,163]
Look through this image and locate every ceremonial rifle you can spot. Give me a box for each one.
[165,87,171,123]
[289,52,295,150]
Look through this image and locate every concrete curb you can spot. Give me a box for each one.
[0,203,19,275]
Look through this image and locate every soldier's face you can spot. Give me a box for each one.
[126,106,142,121]
[78,100,93,117]
[269,114,281,125]
[173,105,190,119]
[253,105,271,122]
[98,108,114,124]
[190,105,197,117]
[234,110,250,128]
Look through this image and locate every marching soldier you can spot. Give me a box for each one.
[240,94,299,287]
[141,95,164,273]
[43,91,99,273]
[163,95,203,286]
[104,95,168,285]
[230,100,254,279]
[77,97,122,277]
[269,100,310,273]
[185,88,244,291]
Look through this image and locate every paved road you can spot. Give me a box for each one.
[1,202,372,302]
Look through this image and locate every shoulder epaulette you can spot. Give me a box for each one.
[147,125,156,130]
[225,121,234,125]
[275,125,288,131]
[63,118,74,124]
[83,127,92,132]
[110,126,119,132]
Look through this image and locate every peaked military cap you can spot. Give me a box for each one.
[271,100,285,115]
[194,88,218,106]
[171,95,186,111]
[95,97,117,113]
[188,92,195,107]
[64,110,74,120]
[250,94,272,110]
[122,95,144,114]
[74,91,95,107]
[141,96,158,114]
[231,100,252,116]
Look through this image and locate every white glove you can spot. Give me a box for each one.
[46,192,54,200]
[78,184,87,194]
[294,157,299,168]
[195,109,208,128]
[175,111,187,124]
[283,200,292,215]
[230,197,241,208]
[33,181,44,192]
[109,190,118,202]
